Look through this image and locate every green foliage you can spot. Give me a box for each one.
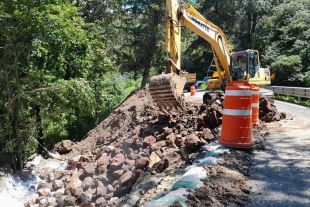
[260,0,310,86]
[270,55,304,86]
[275,95,310,108]
[199,83,208,90]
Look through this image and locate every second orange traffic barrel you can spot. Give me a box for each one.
[190,86,195,96]
[219,81,253,148]
[251,84,260,125]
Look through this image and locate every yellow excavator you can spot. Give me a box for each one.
[149,0,271,108]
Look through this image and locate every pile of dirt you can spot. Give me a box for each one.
[22,89,281,207]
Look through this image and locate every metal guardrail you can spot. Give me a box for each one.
[261,86,310,101]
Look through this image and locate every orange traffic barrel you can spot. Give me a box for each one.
[190,86,195,96]
[251,84,260,125]
[219,81,253,148]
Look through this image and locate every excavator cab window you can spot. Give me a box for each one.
[231,51,260,80]
[231,53,247,80]
[248,51,259,78]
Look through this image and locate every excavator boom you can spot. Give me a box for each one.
[149,0,271,108]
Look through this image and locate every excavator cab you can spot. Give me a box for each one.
[230,50,259,81]
[230,50,271,86]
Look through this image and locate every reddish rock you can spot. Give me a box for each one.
[55,189,65,197]
[52,179,64,191]
[175,135,185,147]
[54,140,74,154]
[123,138,134,147]
[104,193,113,200]
[110,154,125,170]
[80,189,93,203]
[97,155,110,167]
[83,164,96,175]
[151,140,166,151]
[99,173,112,184]
[48,172,55,182]
[91,148,101,155]
[71,187,83,198]
[91,187,97,195]
[262,112,274,122]
[97,181,104,187]
[106,184,114,193]
[93,174,106,181]
[97,164,108,173]
[201,128,214,140]
[80,202,95,207]
[54,171,65,180]
[119,171,132,186]
[125,159,135,166]
[82,177,95,189]
[134,138,143,148]
[197,116,205,128]
[77,161,88,169]
[64,195,77,206]
[37,188,51,197]
[135,158,149,169]
[24,193,39,207]
[80,155,91,162]
[95,197,106,206]
[67,158,78,170]
[185,133,202,150]
[66,178,82,191]
[112,180,119,188]
[166,133,176,145]
[160,127,173,140]
[47,197,57,206]
[208,110,222,129]
[39,198,47,206]
[128,152,138,160]
[39,182,53,190]
[39,167,52,180]
[96,186,107,197]
[143,135,157,147]
[112,169,124,178]
[71,169,84,179]
[163,148,181,170]
[151,159,169,174]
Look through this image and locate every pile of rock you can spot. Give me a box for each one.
[23,96,223,207]
[259,95,286,122]
[22,90,281,207]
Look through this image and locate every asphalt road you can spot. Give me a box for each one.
[247,100,310,207]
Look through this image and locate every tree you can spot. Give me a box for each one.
[0,1,100,169]
[260,0,310,86]
[119,0,166,89]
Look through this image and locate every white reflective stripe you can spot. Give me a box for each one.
[252,103,259,108]
[225,90,251,96]
[251,91,260,95]
[223,109,252,116]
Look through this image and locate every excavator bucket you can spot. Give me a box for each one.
[149,73,186,108]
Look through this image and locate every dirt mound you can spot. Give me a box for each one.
[186,165,250,207]
[23,89,279,207]
[65,89,159,157]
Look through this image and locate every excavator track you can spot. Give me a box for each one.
[149,73,186,109]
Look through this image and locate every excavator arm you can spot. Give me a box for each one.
[149,0,233,108]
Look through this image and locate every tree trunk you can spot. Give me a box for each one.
[35,105,44,155]
[140,38,156,89]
